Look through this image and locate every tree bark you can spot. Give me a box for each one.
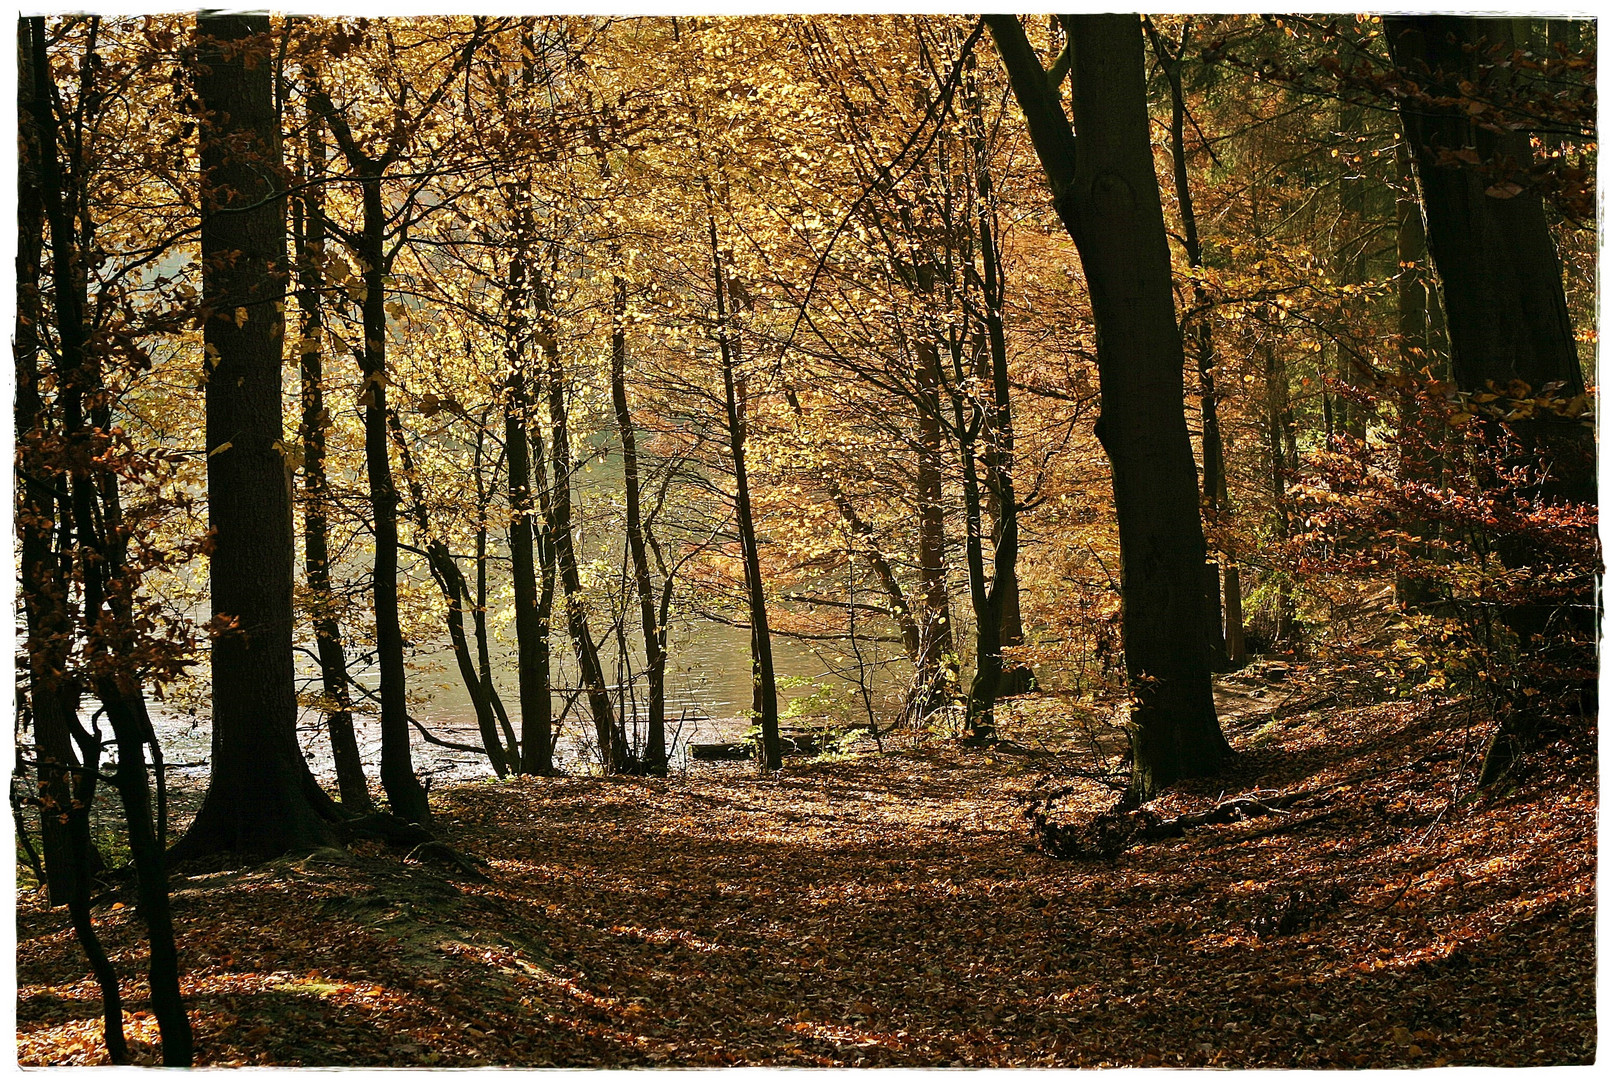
[1149,18,1241,669]
[291,95,373,812]
[179,13,339,858]
[988,13,1230,799]
[610,277,669,774]
[537,276,625,772]
[709,216,783,771]
[1384,16,1586,406]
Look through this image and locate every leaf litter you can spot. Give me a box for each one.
[15,667,1595,1067]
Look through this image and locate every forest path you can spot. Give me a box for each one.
[16,686,1595,1066]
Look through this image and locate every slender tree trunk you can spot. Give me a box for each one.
[1149,20,1242,669]
[352,174,431,823]
[537,276,624,772]
[472,429,521,761]
[1394,138,1443,610]
[291,96,372,812]
[709,217,782,770]
[912,336,958,715]
[609,278,669,774]
[388,411,512,776]
[988,13,1230,799]
[15,28,122,1054]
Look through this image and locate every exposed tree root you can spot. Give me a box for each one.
[1023,784,1332,862]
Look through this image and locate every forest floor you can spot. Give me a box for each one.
[15,661,1597,1067]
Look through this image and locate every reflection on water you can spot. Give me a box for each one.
[152,617,909,787]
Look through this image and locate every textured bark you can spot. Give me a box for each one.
[291,99,372,812]
[989,13,1230,798]
[176,15,341,862]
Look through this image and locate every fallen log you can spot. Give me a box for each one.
[1023,786,1330,862]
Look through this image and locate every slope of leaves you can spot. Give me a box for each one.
[15,672,1594,1067]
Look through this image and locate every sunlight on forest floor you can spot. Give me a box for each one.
[15,668,1596,1067]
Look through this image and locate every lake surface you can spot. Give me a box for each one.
[150,617,911,787]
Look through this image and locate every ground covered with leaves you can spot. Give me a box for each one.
[15,670,1596,1067]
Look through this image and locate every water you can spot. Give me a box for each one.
[151,617,910,787]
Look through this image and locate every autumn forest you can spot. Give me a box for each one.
[13,12,1598,1067]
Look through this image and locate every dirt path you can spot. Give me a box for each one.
[15,686,1596,1066]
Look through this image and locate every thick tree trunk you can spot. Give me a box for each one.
[179,13,339,858]
[988,13,1230,799]
[291,100,372,812]
[1384,16,1587,406]
[610,278,669,774]
[1386,15,1594,784]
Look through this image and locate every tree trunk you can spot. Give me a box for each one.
[610,278,669,774]
[15,26,123,1054]
[913,336,958,715]
[988,13,1230,800]
[1149,19,1241,669]
[1384,16,1587,406]
[353,174,431,824]
[537,276,624,772]
[710,217,783,771]
[291,96,372,812]
[178,13,339,858]
[388,410,513,776]
[472,427,521,761]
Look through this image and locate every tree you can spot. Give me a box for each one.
[288,63,374,813]
[175,14,340,860]
[1383,15,1592,502]
[987,13,1231,800]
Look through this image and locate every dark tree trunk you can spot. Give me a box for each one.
[1384,16,1587,406]
[291,96,372,812]
[610,278,669,775]
[180,14,338,858]
[472,428,521,761]
[1386,15,1594,783]
[709,217,782,771]
[1394,138,1444,610]
[389,411,513,776]
[30,16,194,1061]
[15,13,80,908]
[355,174,430,823]
[913,336,958,715]
[988,13,1230,800]
[503,261,555,775]
[537,278,624,772]
[15,26,122,1053]
[1149,19,1242,669]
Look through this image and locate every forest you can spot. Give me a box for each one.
[13,12,1598,1067]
